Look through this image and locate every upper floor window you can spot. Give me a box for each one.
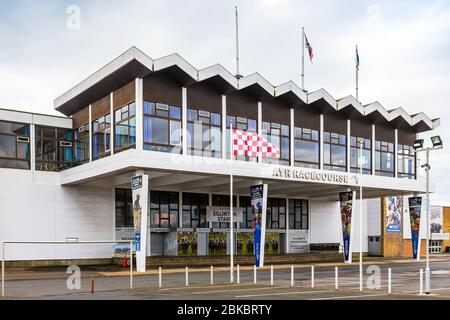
[150,190,179,228]
[288,199,309,230]
[294,127,319,169]
[350,136,372,174]
[92,114,111,160]
[323,131,347,172]
[35,126,73,172]
[114,102,136,153]
[262,122,290,165]
[0,120,30,169]
[398,144,415,179]
[227,115,257,161]
[187,108,221,158]
[375,140,394,177]
[143,102,181,154]
[73,123,89,166]
[266,198,286,229]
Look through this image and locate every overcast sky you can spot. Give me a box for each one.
[0,0,448,204]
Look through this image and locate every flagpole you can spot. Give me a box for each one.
[355,45,359,101]
[301,27,305,90]
[229,121,234,283]
[359,141,363,292]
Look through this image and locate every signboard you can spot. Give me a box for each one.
[206,206,243,223]
[408,197,422,259]
[385,196,402,233]
[178,232,198,256]
[237,233,253,255]
[288,230,309,253]
[273,167,352,184]
[250,184,268,267]
[131,174,149,272]
[339,191,355,263]
[208,232,227,255]
[430,206,448,240]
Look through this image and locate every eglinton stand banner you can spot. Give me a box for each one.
[339,191,355,263]
[250,184,268,267]
[408,196,422,259]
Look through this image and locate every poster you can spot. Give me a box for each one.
[250,184,268,267]
[385,196,402,233]
[208,232,227,255]
[430,206,449,240]
[339,191,354,263]
[178,232,198,256]
[408,197,422,259]
[131,174,148,272]
[237,233,253,255]
[264,232,280,254]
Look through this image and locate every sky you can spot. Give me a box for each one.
[0,0,449,204]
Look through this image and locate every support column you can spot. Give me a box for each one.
[394,128,398,178]
[258,101,262,163]
[30,122,36,172]
[179,191,183,228]
[208,193,213,229]
[182,87,188,156]
[133,169,148,272]
[89,104,92,162]
[135,78,144,151]
[347,119,351,173]
[222,95,227,159]
[110,92,114,155]
[285,198,289,253]
[319,114,324,170]
[290,108,295,167]
[371,124,376,175]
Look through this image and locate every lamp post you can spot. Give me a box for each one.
[413,136,443,295]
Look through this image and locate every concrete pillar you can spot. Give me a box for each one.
[135,78,144,151]
[258,101,262,163]
[347,119,351,173]
[110,92,114,155]
[290,108,295,167]
[371,124,376,175]
[319,114,324,170]
[89,104,92,162]
[182,87,188,155]
[394,128,398,178]
[222,95,227,159]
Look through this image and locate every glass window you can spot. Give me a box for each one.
[398,144,415,179]
[262,121,289,165]
[150,191,179,228]
[294,127,319,169]
[114,102,136,153]
[323,131,347,172]
[239,196,253,229]
[182,193,208,228]
[35,126,73,171]
[288,199,309,230]
[92,113,111,160]
[375,140,394,177]
[266,198,286,230]
[187,107,221,158]
[227,115,258,162]
[0,120,30,170]
[115,189,133,227]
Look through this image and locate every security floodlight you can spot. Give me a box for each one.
[413,139,424,150]
[431,135,443,149]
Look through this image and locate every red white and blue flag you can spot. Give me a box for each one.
[304,33,314,62]
[232,129,280,159]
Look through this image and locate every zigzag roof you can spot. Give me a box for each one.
[54,46,439,132]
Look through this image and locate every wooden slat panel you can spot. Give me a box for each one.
[113,81,135,110]
[73,106,89,128]
[91,95,111,120]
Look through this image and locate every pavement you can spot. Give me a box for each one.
[1,255,450,300]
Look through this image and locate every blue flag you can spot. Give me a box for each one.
[356,46,360,69]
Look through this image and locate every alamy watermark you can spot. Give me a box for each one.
[66,265,81,290]
[66,5,81,30]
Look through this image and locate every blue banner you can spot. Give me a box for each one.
[250,184,266,267]
[385,196,402,233]
[408,197,422,259]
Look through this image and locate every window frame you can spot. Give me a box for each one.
[262,121,290,165]
[0,120,30,170]
[187,107,222,158]
[294,126,320,169]
[114,102,136,153]
[350,136,372,174]
[397,144,416,179]
[323,131,347,172]
[375,140,395,177]
[92,113,111,160]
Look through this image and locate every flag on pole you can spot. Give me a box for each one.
[304,33,314,62]
[232,129,280,158]
[356,45,360,70]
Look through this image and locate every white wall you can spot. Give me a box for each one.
[0,177,114,261]
[367,198,381,236]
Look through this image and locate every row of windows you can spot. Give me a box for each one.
[115,189,309,230]
[0,106,416,179]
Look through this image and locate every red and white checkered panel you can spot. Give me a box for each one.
[232,129,280,159]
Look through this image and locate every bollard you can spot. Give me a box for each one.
[335,266,339,290]
[419,269,423,295]
[185,267,189,286]
[91,280,95,294]
[210,266,214,285]
[388,268,392,294]
[270,265,274,286]
[254,265,257,284]
[237,265,240,284]
[290,265,294,287]
[159,266,162,288]
[311,266,315,288]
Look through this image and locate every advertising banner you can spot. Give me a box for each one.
[237,233,253,255]
[339,191,354,263]
[206,206,243,223]
[430,206,449,240]
[131,174,148,272]
[250,184,268,267]
[208,232,227,255]
[178,232,198,256]
[385,196,402,233]
[264,232,280,254]
[408,197,422,259]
